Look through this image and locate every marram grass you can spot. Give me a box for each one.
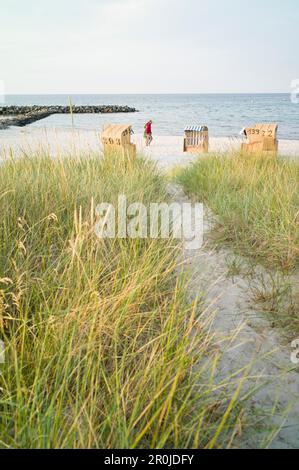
[177,152,299,336]
[177,152,299,271]
[0,151,252,449]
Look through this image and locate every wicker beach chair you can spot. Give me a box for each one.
[183,126,209,154]
[101,124,136,159]
[241,123,278,154]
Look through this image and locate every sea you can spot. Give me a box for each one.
[1,94,299,140]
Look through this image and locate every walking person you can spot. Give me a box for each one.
[144,120,153,146]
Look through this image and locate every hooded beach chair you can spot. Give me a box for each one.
[183,126,209,153]
[241,123,278,154]
[101,124,136,159]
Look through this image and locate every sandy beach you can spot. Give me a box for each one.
[1,127,299,169]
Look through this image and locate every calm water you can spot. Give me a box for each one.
[1,94,299,140]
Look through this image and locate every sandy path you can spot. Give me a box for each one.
[168,184,299,449]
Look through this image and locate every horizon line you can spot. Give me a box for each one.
[3,92,291,96]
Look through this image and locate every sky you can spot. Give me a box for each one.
[0,0,298,94]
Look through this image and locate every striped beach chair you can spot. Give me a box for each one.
[183,125,209,153]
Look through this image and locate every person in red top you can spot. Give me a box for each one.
[144,120,153,146]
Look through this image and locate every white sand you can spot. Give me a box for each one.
[0,127,299,167]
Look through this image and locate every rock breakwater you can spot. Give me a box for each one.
[0,105,138,129]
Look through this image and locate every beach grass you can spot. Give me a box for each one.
[177,152,299,271]
[176,152,299,334]
[0,151,252,449]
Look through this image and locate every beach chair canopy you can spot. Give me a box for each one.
[243,123,278,142]
[184,125,208,133]
[101,124,133,145]
[183,125,209,153]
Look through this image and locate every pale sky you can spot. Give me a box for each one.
[1,0,298,94]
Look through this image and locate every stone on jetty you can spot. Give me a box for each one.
[0,105,138,129]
